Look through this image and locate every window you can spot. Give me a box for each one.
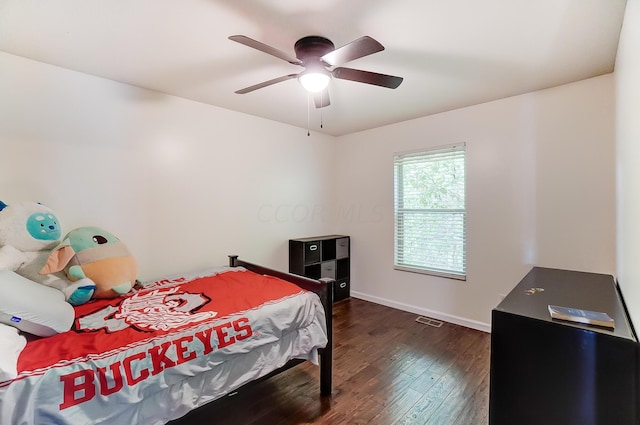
[394,143,466,279]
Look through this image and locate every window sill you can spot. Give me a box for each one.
[394,265,466,281]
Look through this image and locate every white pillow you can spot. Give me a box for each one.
[0,323,26,381]
[0,270,74,337]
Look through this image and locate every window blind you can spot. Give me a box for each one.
[394,144,466,279]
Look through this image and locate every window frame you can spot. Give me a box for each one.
[393,143,467,280]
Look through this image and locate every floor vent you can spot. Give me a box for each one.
[415,316,443,327]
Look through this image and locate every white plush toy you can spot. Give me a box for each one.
[0,200,96,306]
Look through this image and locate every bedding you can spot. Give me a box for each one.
[0,266,328,425]
[0,324,26,381]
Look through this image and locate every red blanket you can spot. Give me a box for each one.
[18,268,305,373]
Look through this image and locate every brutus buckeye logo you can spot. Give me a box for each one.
[77,287,217,332]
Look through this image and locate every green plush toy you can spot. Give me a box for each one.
[41,226,137,300]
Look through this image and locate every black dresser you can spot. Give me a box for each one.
[489,267,638,425]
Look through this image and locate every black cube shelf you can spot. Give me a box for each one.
[289,235,350,302]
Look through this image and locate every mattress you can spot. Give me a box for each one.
[0,266,328,425]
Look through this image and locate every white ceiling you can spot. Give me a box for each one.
[0,0,627,136]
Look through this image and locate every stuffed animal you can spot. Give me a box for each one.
[0,200,96,306]
[41,226,137,299]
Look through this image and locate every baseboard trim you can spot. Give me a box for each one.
[350,290,492,333]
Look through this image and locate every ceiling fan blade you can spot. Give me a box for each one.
[229,35,303,66]
[235,74,298,94]
[321,36,384,66]
[314,89,330,108]
[332,67,403,89]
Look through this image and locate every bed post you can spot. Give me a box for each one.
[319,277,334,396]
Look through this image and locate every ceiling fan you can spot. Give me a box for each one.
[229,35,403,108]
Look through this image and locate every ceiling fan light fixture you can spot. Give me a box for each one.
[298,70,330,93]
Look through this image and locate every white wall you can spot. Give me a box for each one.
[335,75,616,330]
[0,50,618,331]
[0,52,337,280]
[616,0,640,330]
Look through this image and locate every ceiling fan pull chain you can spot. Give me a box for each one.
[307,92,311,136]
[320,91,324,129]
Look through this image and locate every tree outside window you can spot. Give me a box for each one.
[394,144,466,279]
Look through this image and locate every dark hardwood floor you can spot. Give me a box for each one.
[171,298,491,425]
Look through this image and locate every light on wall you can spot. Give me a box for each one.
[298,70,330,92]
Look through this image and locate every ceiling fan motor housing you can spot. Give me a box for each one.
[294,36,335,65]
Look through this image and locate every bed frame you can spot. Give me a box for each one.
[227,255,333,396]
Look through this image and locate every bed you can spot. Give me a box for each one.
[0,256,333,425]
